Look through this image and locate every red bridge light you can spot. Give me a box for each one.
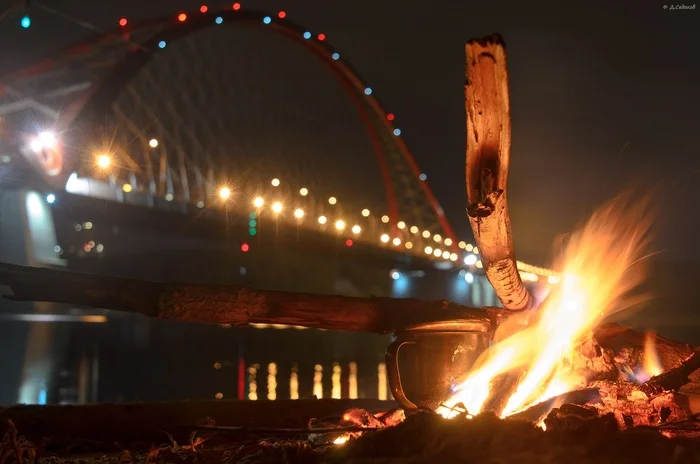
[278,11,286,19]
[232,2,241,10]
[317,33,326,41]
[387,113,395,121]
[118,18,127,27]
[178,13,187,22]
[345,239,353,247]
[241,243,250,252]
[200,5,209,13]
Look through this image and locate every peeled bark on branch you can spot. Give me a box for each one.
[0,262,504,334]
[465,35,534,311]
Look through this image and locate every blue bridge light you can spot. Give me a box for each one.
[20,16,31,28]
[215,16,223,24]
[46,193,56,204]
[419,173,427,181]
[331,52,340,60]
[364,87,372,95]
[262,16,271,24]
[158,40,167,49]
[303,31,311,39]
[393,128,402,136]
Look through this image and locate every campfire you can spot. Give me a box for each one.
[0,34,699,464]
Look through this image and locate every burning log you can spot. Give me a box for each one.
[0,262,503,333]
[465,35,534,311]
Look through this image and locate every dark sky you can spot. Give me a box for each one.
[2,0,699,265]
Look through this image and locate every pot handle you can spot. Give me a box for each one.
[385,338,418,409]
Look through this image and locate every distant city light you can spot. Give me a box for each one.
[464,254,477,266]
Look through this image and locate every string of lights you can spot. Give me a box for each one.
[18,2,560,283]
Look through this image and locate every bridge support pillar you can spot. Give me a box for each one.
[0,187,65,405]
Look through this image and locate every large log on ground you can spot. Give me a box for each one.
[0,399,397,446]
[465,35,534,311]
[0,263,504,333]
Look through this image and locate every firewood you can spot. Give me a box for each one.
[0,262,504,334]
[465,35,534,311]
[0,399,396,448]
[640,351,700,397]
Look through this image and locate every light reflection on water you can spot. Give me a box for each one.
[235,361,387,401]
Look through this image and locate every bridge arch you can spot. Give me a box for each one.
[55,7,458,249]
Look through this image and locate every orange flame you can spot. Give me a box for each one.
[643,331,663,378]
[438,193,653,419]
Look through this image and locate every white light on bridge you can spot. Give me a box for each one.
[380,234,390,243]
[464,254,477,266]
[271,178,280,187]
[450,253,458,261]
[390,270,400,280]
[45,194,55,204]
[318,215,327,224]
[433,234,442,243]
[361,209,370,217]
[433,248,442,257]
[253,197,264,208]
[424,246,433,254]
[444,238,453,246]
[422,230,430,238]
[148,138,159,148]
[392,237,401,246]
[271,202,283,213]
[381,215,389,223]
[410,226,418,234]
[405,241,413,249]
[29,131,57,153]
[219,187,231,200]
[294,208,304,219]
[397,221,406,229]
[465,272,474,283]
[328,196,337,205]
[458,241,467,249]
[299,187,308,196]
[351,224,361,234]
[475,260,483,269]
[334,219,345,230]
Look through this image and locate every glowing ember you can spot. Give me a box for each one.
[438,193,653,419]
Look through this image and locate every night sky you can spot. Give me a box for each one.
[2,0,699,265]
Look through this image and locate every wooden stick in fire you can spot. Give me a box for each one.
[465,34,534,311]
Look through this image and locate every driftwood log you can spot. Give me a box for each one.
[0,399,396,446]
[0,263,504,333]
[465,35,534,311]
